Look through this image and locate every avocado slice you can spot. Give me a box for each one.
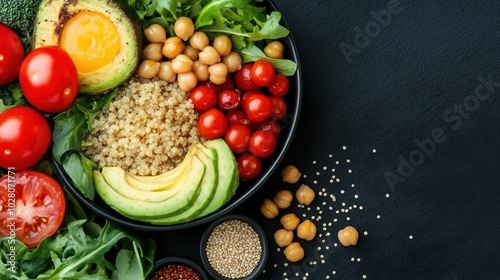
[33,0,142,94]
[146,146,219,225]
[94,156,205,219]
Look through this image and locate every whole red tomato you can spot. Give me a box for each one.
[237,153,262,181]
[19,46,78,113]
[248,130,277,158]
[251,59,275,87]
[224,124,251,153]
[226,109,256,130]
[242,91,273,123]
[235,63,260,91]
[0,23,24,86]
[268,74,290,97]
[0,106,52,170]
[257,120,281,140]
[190,85,216,111]
[270,96,287,120]
[198,108,228,139]
[217,89,240,110]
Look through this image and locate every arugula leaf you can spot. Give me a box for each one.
[240,45,297,76]
[0,82,26,112]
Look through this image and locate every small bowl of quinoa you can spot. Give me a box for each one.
[146,257,208,280]
[199,214,268,280]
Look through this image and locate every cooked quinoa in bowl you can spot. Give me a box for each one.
[83,76,203,176]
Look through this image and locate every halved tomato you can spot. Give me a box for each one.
[0,171,66,248]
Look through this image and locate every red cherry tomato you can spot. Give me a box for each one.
[197,108,228,139]
[226,109,256,130]
[224,124,251,154]
[268,74,290,97]
[242,91,273,123]
[189,85,216,111]
[237,153,262,181]
[0,23,24,86]
[235,63,260,91]
[19,46,78,113]
[250,59,275,87]
[0,170,66,248]
[257,119,281,140]
[270,96,287,120]
[248,130,277,158]
[0,106,51,170]
[217,89,240,110]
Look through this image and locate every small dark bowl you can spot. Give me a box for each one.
[51,0,302,231]
[199,214,268,280]
[146,257,208,280]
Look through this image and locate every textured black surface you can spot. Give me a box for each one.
[148,0,500,279]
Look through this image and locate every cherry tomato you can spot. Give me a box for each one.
[217,89,240,110]
[0,170,66,248]
[197,108,228,139]
[189,85,216,111]
[249,130,277,158]
[226,109,256,130]
[242,91,273,123]
[0,23,24,86]
[257,119,281,140]
[19,46,78,113]
[270,96,287,120]
[204,74,236,94]
[224,124,251,153]
[0,106,51,171]
[237,153,262,181]
[235,63,260,91]
[268,74,290,97]
[250,59,275,87]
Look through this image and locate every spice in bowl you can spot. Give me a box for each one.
[147,257,208,280]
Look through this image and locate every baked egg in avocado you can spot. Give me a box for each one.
[32,0,142,94]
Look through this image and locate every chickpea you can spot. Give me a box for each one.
[189,31,209,51]
[260,198,279,219]
[137,59,160,79]
[144,23,167,43]
[213,35,232,57]
[296,219,317,241]
[171,54,193,73]
[273,190,293,209]
[283,242,304,262]
[264,40,284,59]
[177,72,197,92]
[280,213,300,231]
[142,43,163,61]
[274,229,293,247]
[222,51,242,73]
[338,226,359,247]
[199,46,221,65]
[208,63,228,85]
[157,61,176,83]
[174,16,195,41]
[162,36,185,59]
[183,45,199,61]
[192,60,209,82]
[296,184,315,206]
[281,165,301,184]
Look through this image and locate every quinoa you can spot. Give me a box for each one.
[83,76,202,176]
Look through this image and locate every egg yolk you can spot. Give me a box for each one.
[60,11,120,73]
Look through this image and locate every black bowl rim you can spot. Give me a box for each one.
[51,0,302,231]
[199,214,269,280]
[146,256,209,280]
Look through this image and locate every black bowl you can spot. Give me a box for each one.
[199,214,268,280]
[146,257,208,280]
[51,0,302,231]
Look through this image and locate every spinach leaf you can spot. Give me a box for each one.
[240,45,297,76]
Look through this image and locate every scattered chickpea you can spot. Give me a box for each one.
[264,40,284,59]
[260,198,279,219]
[280,213,300,231]
[183,45,199,61]
[177,72,197,92]
[208,63,228,85]
[142,43,164,61]
[283,242,304,262]
[144,23,167,43]
[171,54,193,74]
[162,36,185,59]
[296,184,315,206]
[199,46,221,65]
[281,165,301,183]
[174,16,195,41]
[296,219,316,241]
[273,190,293,209]
[189,31,210,51]
[222,51,242,73]
[338,226,359,247]
[213,35,232,57]
[157,61,176,82]
[274,229,293,247]
[137,60,160,79]
[192,61,209,82]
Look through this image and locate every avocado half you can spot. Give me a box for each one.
[32,0,142,94]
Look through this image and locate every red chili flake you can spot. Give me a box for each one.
[151,263,201,280]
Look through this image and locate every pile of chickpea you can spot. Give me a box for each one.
[137,16,285,92]
[260,165,359,263]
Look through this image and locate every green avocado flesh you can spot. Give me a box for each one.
[93,139,239,224]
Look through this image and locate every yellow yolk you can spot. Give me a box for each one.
[60,11,120,73]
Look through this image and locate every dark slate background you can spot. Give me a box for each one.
[150,0,500,279]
